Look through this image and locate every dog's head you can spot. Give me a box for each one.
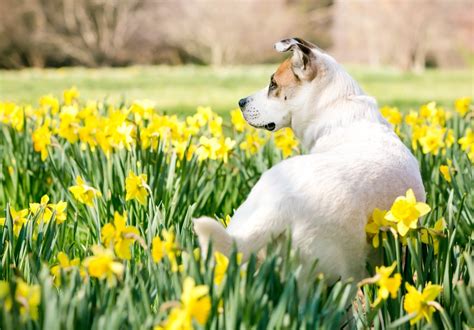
[238,38,321,131]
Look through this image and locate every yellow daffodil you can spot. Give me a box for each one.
[49,201,68,224]
[125,170,149,205]
[230,108,247,132]
[63,87,79,105]
[216,137,236,163]
[101,212,140,260]
[418,125,445,155]
[0,102,24,132]
[240,129,265,155]
[372,262,402,306]
[404,282,442,324]
[385,189,431,236]
[181,277,211,324]
[39,94,60,114]
[0,280,9,302]
[419,102,437,119]
[151,229,179,271]
[458,128,474,162]
[51,251,81,285]
[160,277,211,329]
[420,218,446,255]
[163,229,179,272]
[16,280,41,320]
[111,121,135,150]
[58,106,80,144]
[195,136,221,161]
[32,121,52,161]
[83,245,124,285]
[151,236,165,263]
[214,251,229,285]
[69,176,102,206]
[195,106,214,125]
[209,115,223,137]
[0,281,10,315]
[129,99,155,124]
[405,110,421,127]
[439,165,451,183]
[29,194,52,222]
[30,195,67,224]
[274,128,299,158]
[454,97,471,117]
[381,106,402,126]
[0,279,41,320]
[220,215,231,227]
[411,124,427,151]
[0,207,29,236]
[365,208,394,248]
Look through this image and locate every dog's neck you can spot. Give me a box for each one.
[290,62,389,152]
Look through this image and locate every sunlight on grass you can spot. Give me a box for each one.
[1,65,472,114]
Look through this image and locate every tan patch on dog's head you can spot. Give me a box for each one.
[268,59,300,99]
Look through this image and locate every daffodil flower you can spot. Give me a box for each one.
[51,251,81,285]
[274,128,299,158]
[30,194,67,224]
[454,97,471,117]
[83,245,124,286]
[418,125,446,155]
[230,108,247,132]
[0,207,29,236]
[69,176,102,206]
[404,282,443,324]
[151,229,179,272]
[359,261,402,307]
[151,236,165,263]
[125,170,149,205]
[381,106,402,126]
[101,212,140,260]
[365,208,394,248]
[214,251,229,285]
[439,165,451,183]
[240,129,266,155]
[63,86,79,105]
[32,121,52,161]
[195,136,221,161]
[420,218,446,255]
[458,128,474,162]
[159,277,211,329]
[0,279,41,320]
[385,189,431,236]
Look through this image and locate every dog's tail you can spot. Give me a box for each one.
[193,216,233,257]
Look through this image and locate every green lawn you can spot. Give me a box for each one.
[0,65,472,114]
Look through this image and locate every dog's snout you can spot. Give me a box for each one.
[238,98,248,109]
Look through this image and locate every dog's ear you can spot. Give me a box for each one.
[274,38,317,81]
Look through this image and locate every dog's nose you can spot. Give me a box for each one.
[238,98,248,109]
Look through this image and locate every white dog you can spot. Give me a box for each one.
[193,38,425,282]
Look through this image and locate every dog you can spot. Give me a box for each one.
[193,38,425,282]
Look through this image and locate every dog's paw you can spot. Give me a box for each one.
[193,216,232,256]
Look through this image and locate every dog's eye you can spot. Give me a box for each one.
[269,80,277,90]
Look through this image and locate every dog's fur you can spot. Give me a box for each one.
[193,38,425,282]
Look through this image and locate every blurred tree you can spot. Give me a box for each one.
[0,0,470,69]
[331,0,473,71]
[0,0,158,67]
[159,0,300,65]
[0,0,333,68]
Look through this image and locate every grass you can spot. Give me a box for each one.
[0,72,473,328]
[0,65,472,115]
